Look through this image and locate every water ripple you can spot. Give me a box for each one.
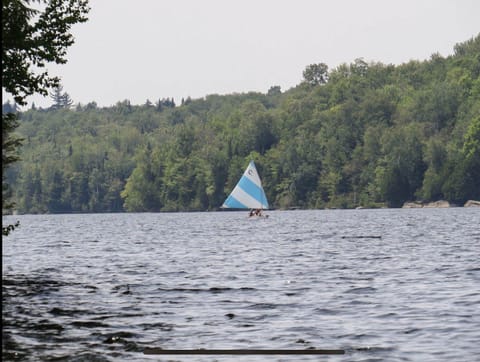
[3,208,480,361]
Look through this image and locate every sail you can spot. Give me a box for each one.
[222,160,269,209]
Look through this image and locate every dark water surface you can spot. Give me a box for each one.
[2,208,480,361]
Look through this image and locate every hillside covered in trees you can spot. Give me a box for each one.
[4,35,480,213]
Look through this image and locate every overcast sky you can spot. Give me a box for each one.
[5,0,480,109]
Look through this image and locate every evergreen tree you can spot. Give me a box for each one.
[50,85,74,109]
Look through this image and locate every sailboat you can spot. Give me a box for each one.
[221,160,269,217]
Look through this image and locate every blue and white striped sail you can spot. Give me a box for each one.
[222,161,269,209]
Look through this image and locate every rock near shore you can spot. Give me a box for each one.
[423,200,451,208]
[402,201,424,208]
[402,200,451,208]
[403,200,480,208]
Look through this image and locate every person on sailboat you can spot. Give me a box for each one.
[248,208,262,217]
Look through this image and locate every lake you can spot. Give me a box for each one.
[2,208,480,361]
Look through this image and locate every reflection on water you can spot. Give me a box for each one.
[2,208,480,361]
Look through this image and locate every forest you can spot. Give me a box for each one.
[3,35,479,214]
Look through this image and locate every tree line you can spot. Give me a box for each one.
[4,34,479,213]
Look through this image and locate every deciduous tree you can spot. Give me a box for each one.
[2,0,89,234]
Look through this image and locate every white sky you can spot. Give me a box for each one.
[4,0,480,109]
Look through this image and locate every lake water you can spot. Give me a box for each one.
[2,208,480,361]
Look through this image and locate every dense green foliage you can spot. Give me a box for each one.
[6,35,480,213]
